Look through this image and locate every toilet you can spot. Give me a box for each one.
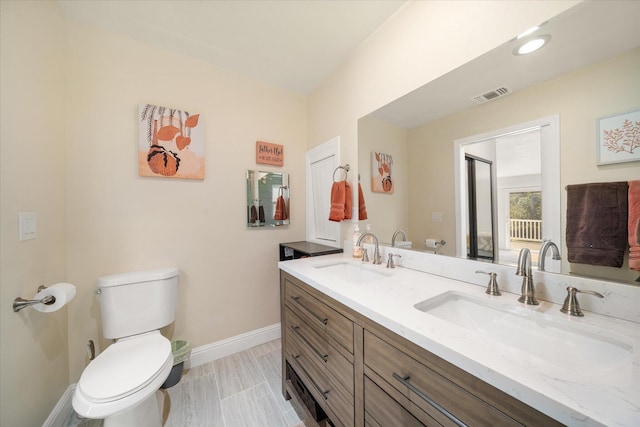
[73,268,179,427]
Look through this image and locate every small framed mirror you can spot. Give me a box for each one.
[246,170,290,228]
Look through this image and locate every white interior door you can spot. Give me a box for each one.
[306,137,341,247]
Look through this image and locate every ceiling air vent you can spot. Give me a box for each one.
[471,86,511,104]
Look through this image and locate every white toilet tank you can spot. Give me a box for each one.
[97,268,179,339]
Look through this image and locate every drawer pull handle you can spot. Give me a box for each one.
[290,353,300,360]
[392,372,467,427]
[290,325,329,362]
[291,295,329,325]
[291,360,330,403]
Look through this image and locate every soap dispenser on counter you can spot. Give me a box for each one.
[352,224,363,258]
[364,224,373,244]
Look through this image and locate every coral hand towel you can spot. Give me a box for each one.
[329,181,346,222]
[358,183,368,221]
[344,182,353,220]
[629,180,640,271]
[274,195,288,221]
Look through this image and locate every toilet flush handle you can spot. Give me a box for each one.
[87,340,96,361]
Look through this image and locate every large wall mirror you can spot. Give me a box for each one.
[357,1,640,284]
[246,170,290,228]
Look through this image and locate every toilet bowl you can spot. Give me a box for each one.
[72,268,179,426]
[73,331,172,423]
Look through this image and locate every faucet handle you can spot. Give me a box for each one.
[361,248,370,263]
[386,253,402,269]
[560,286,604,317]
[475,270,501,296]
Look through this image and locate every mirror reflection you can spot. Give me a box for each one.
[246,170,289,228]
[464,154,495,261]
[357,1,640,284]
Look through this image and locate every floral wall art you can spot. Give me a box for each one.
[597,109,640,165]
[371,151,394,193]
[138,104,205,179]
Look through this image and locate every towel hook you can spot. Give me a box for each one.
[333,164,350,182]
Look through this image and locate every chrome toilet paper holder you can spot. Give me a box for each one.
[13,285,55,312]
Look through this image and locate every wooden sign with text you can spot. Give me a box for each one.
[256,141,284,166]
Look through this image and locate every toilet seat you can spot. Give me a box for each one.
[73,331,172,419]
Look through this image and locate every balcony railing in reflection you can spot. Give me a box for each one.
[510,219,542,242]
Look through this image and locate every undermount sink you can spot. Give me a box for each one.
[414,291,634,375]
[314,261,388,284]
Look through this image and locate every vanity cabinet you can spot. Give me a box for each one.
[281,272,360,427]
[362,327,562,427]
[280,271,562,427]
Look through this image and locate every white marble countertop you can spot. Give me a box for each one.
[279,253,640,427]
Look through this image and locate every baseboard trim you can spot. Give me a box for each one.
[43,384,76,427]
[186,323,281,368]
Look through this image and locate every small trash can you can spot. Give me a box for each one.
[161,340,191,389]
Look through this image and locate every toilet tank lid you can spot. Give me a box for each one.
[96,268,179,288]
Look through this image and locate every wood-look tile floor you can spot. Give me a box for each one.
[71,339,316,427]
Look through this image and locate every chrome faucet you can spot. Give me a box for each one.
[386,253,401,268]
[475,270,501,296]
[538,239,561,272]
[560,286,604,317]
[391,230,408,247]
[357,232,383,265]
[516,248,539,305]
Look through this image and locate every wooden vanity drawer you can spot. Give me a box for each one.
[286,330,355,427]
[284,275,354,353]
[285,306,354,396]
[364,330,521,427]
[286,307,327,371]
[364,376,433,427]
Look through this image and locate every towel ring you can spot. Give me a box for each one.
[333,164,350,182]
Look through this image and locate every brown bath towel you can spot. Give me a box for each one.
[629,180,640,271]
[566,182,628,267]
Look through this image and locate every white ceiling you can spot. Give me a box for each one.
[371,1,640,129]
[57,0,406,94]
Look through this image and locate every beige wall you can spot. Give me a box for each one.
[407,49,640,283]
[0,2,69,426]
[358,116,408,243]
[308,0,579,241]
[1,2,306,424]
[0,1,582,424]
[65,20,307,381]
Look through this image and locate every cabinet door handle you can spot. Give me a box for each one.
[290,295,329,325]
[392,372,467,427]
[290,325,329,362]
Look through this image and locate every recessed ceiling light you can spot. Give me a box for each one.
[517,26,540,39]
[513,35,551,56]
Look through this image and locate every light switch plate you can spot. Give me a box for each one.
[431,211,443,222]
[19,212,37,241]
